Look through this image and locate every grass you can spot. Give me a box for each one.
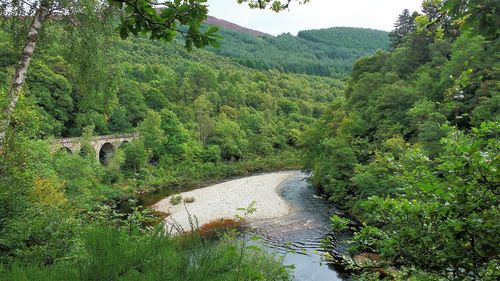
[0,225,292,281]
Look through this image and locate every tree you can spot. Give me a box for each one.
[389,9,418,48]
[211,117,248,161]
[0,0,51,148]
[138,110,165,161]
[194,94,215,147]
[123,138,149,172]
[159,109,190,160]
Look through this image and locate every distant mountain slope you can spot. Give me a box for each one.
[205,16,271,37]
[205,25,390,77]
[297,27,390,54]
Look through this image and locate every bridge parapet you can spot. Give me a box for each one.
[59,132,139,144]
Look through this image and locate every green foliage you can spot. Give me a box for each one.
[104,149,125,184]
[123,138,149,172]
[202,145,222,163]
[0,117,79,265]
[353,123,499,280]
[53,151,103,205]
[302,4,500,279]
[0,224,292,281]
[139,110,166,160]
[110,0,222,50]
[304,26,499,209]
[170,195,183,205]
[330,215,350,232]
[1,23,342,172]
[431,0,500,40]
[25,60,73,136]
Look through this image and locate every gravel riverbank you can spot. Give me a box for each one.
[153,171,299,232]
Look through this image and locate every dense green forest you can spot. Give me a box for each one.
[0,2,342,278]
[207,26,389,77]
[0,0,498,280]
[303,1,499,280]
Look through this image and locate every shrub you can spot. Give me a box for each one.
[170,195,182,205]
[183,196,195,203]
[199,219,240,238]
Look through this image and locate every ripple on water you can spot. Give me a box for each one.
[247,173,351,281]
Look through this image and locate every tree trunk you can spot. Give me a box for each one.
[0,3,49,149]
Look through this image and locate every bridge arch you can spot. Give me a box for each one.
[120,140,130,148]
[99,142,115,165]
[80,144,95,158]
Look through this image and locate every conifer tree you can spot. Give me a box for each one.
[389,9,418,48]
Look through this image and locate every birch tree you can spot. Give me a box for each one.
[0,0,52,148]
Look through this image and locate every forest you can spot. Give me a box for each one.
[206,26,390,77]
[302,1,499,280]
[0,0,498,280]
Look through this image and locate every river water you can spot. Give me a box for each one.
[248,172,351,281]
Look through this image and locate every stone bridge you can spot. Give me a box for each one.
[57,132,139,164]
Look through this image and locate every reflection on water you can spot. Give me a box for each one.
[248,172,351,281]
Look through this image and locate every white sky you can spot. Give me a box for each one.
[206,0,423,35]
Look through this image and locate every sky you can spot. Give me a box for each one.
[206,0,423,35]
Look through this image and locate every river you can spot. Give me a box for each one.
[247,172,351,281]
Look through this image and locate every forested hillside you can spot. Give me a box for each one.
[206,26,390,76]
[0,31,340,139]
[303,1,499,279]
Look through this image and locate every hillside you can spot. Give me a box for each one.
[0,28,343,138]
[205,16,271,37]
[205,25,390,77]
